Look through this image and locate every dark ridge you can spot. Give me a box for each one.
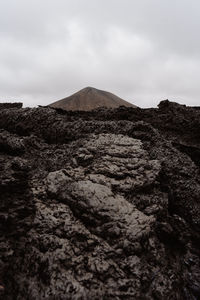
[0,103,23,109]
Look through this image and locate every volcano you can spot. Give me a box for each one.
[49,87,137,111]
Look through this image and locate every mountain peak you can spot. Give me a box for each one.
[82,86,95,91]
[49,87,137,111]
[79,87,97,93]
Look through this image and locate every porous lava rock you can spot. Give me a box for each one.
[0,103,22,109]
[0,101,200,299]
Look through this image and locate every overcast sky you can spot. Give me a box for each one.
[0,0,200,107]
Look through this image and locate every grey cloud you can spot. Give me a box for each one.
[0,0,200,107]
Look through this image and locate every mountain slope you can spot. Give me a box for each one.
[49,87,137,111]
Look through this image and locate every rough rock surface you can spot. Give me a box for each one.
[0,103,23,109]
[0,101,200,299]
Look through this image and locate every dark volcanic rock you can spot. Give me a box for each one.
[0,101,200,299]
[0,103,23,109]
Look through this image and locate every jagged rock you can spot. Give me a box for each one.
[0,101,200,299]
[0,103,23,110]
[0,130,25,155]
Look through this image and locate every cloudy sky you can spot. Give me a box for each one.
[0,0,200,107]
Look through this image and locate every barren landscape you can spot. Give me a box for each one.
[0,99,200,299]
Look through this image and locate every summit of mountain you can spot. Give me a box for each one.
[49,87,137,111]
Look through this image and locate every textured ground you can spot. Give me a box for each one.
[0,101,200,299]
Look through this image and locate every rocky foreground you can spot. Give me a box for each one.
[0,101,200,299]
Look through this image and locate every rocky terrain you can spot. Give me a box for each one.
[0,100,200,299]
[50,87,137,111]
[0,103,22,109]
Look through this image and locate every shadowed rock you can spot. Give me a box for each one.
[0,101,200,299]
[0,103,23,109]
